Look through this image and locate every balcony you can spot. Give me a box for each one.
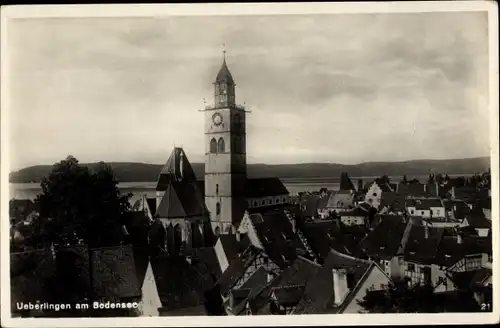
[204,103,246,111]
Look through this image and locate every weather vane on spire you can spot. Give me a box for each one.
[222,43,227,60]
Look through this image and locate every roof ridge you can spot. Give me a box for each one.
[329,248,371,264]
[296,255,322,268]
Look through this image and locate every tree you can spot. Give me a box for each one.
[33,156,132,248]
[358,278,481,313]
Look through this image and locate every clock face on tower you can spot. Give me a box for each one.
[212,112,223,126]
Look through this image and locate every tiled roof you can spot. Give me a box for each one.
[216,246,262,294]
[326,191,355,209]
[156,147,198,191]
[300,221,367,262]
[379,192,407,212]
[155,181,207,219]
[151,257,213,311]
[470,268,492,287]
[397,183,427,196]
[189,246,223,280]
[412,198,443,210]
[239,266,268,290]
[274,256,321,288]
[434,235,489,267]
[11,248,57,313]
[273,286,306,306]
[218,234,250,263]
[359,215,407,260]
[293,250,372,314]
[403,226,445,264]
[301,195,319,217]
[249,208,307,268]
[92,245,141,300]
[337,207,369,217]
[246,178,289,198]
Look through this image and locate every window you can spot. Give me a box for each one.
[268,199,272,205]
[421,211,424,215]
[217,138,225,153]
[373,193,377,197]
[262,200,266,205]
[275,197,280,204]
[210,138,217,153]
[215,226,221,237]
[253,201,258,207]
[216,184,219,194]
[411,210,414,214]
[430,209,433,215]
[216,202,221,215]
[408,263,415,272]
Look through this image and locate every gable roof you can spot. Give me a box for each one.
[434,235,490,267]
[249,208,308,268]
[156,147,198,191]
[216,246,263,295]
[397,182,427,196]
[301,195,320,217]
[246,178,289,198]
[359,215,407,260]
[292,250,372,314]
[403,226,445,264]
[412,198,444,210]
[189,246,223,280]
[326,191,355,209]
[300,221,367,262]
[151,257,213,311]
[379,192,407,212]
[155,181,207,219]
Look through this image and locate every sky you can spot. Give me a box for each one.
[6,11,491,170]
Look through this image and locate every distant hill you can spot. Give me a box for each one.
[9,157,490,183]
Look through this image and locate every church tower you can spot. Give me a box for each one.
[204,53,247,236]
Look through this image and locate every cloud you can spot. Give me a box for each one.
[6,11,490,170]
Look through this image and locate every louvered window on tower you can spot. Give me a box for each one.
[217,138,225,153]
[210,138,217,153]
[216,202,221,215]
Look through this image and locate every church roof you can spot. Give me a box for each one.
[245,178,289,198]
[215,58,234,85]
[156,147,198,191]
[155,181,207,219]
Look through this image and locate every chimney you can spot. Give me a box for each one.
[357,179,363,192]
[332,268,349,306]
[457,234,462,244]
[424,225,429,239]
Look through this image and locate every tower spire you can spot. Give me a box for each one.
[222,43,226,61]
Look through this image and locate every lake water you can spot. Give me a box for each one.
[8,175,438,204]
[9,180,343,205]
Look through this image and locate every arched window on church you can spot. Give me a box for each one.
[216,184,219,194]
[216,202,221,215]
[210,138,217,153]
[217,138,225,153]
